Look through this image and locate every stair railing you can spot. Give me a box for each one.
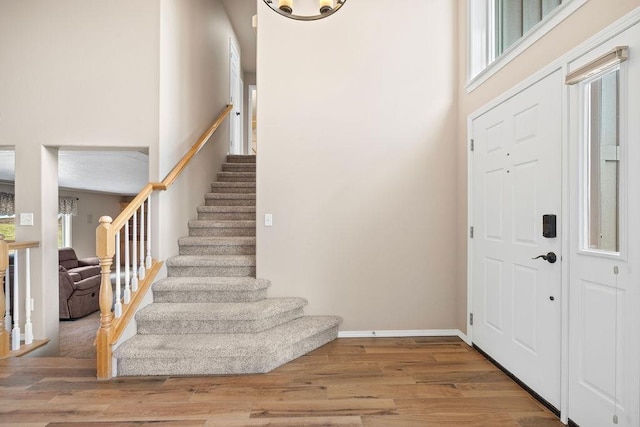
[96,104,233,380]
[0,236,49,358]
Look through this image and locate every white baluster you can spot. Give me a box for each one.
[114,232,122,318]
[24,249,33,345]
[131,210,138,292]
[146,195,152,269]
[138,202,146,281]
[124,220,131,304]
[4,258,10,333]
[11,252,19,351]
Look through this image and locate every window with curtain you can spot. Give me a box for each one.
[0,192,15,241]
[58,196,77,248]
[0,192,77,245]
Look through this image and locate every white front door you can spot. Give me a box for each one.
[229,40,241,155]
[567,31,640,427]
[471,70,563,409]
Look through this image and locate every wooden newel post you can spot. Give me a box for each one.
[96,216,115,380]
[0,235,8,357]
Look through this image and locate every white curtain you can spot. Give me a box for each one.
[0,192,15,216]
[58,196,78,216]
[0,193,78,216]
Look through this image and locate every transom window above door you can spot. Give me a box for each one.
[496,0,563,54]
[467,0,588,91]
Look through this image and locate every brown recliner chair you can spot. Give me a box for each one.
[58,247,101,320]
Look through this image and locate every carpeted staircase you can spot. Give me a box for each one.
[113,155,342,376]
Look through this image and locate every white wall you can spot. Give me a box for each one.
[0,0,161,354]
[257,0,459,332]
[157,0,240,263]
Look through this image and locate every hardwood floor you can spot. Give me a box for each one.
[0,337,563,426]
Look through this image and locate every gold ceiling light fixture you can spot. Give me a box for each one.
[264,0,347,21]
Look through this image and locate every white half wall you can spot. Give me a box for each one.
[256,0,459,331]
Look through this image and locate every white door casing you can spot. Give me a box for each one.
[471,70,563,409]
[567,26,640,427]
[229,39,241,155]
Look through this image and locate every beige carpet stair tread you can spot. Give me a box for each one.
[188,220,256,228]
[135,298,307,335]
[154,276,268,291]
[196,206,256,213]
[221,163,256,172]
[152,277,269,303]
[167,255,256,267]
[178,236,256,246]
[115,315,341,359]
[211,182,256,188]
[204,192,256,199]
[226,155,256,163]
[216,172,256,182]
[137,298,307,321]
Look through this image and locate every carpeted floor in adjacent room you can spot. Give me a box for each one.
[59,311,99,359]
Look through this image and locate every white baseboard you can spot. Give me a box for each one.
[457,331,471,346]
[338,329,465,339]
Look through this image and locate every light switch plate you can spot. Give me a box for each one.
[20,213,34,226]
[264,214,273,227]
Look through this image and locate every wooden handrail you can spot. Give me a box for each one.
[96,104,233,380]
[109,105,232,232]
[162,104,233,188]
[110,183,155,233]
[8,241,40,251]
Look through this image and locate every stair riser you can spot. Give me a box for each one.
[189,227,256,237]
[226,155,256,164]
[167,266,256,277]
[222,164,256,172]
[210,185,256,194]
[117,355,271,376]
[153,289,268,304]
[137,309,304,335]
[205,198,255,207]
[116,326,339,376]
[179,245,256,256]
[262,326,340,372]
[197,212,255,220]
[217,174,256,182]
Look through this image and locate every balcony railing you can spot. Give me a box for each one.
[0,237,49,358]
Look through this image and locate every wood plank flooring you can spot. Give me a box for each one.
[0,337,563,426]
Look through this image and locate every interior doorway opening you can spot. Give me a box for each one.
[248,85,257,155]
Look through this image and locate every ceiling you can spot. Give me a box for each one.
[222,0,258,74]
[0,150,148,196]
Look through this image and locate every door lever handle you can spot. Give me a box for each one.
[532,252,557,264]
